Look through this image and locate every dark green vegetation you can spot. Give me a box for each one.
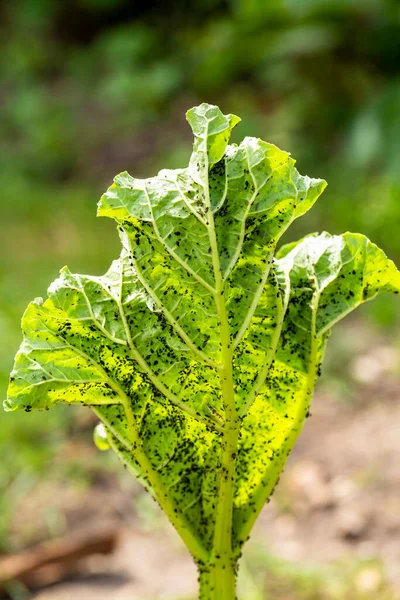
[1,2,400,596]
[5,104,400,599]
[2,0,400,254]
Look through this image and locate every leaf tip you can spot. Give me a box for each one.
[30,297,44,309]
[186,102,241,131]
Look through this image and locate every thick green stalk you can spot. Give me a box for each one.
[198,568,212,599]
[210,409,239,599]
[208,252,239,599]
[204,137,239,599]
[198,559,237,600]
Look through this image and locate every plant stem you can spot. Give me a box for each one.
[198,558,237,600]
[210,417,239,599]
[207,218,239,600]
[200,119,240,599]
[198,568,212,599]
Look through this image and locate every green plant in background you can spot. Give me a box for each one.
[5,104,400,599]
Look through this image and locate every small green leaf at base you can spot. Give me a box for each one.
[94,422,110,451]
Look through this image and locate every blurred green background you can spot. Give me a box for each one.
[1,0,400,597]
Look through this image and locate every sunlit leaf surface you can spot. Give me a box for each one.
[6,104,400,558]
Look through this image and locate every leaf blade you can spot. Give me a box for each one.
[6,104,399,560]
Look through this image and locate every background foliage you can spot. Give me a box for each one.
[1,0,399,589]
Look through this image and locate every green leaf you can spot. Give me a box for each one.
[278,231,400,336]
[233,231,400,545]
[5,104,400,563]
